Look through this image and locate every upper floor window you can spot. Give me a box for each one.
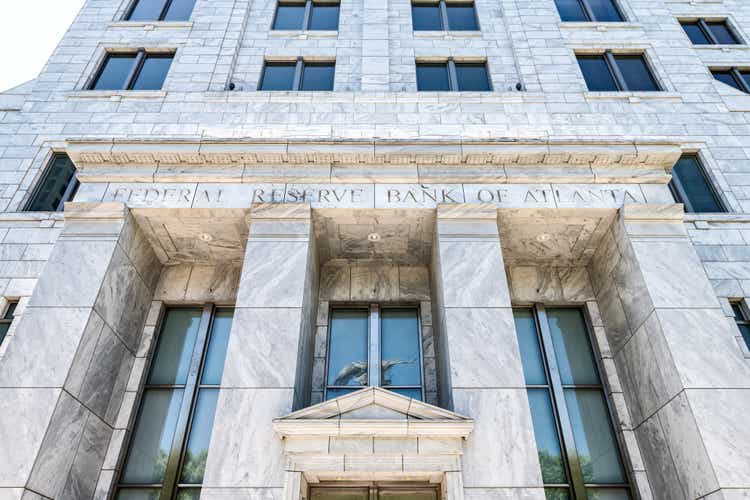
[514,306,631,499]
[669,154,725,213]
[416,59,491,91]
[90,50,174,91]
[712,68,750,93]
[412,1,479,31]
[259,59,335,90]
[577,52,660,91]
[680,19,741,45]
[554,0,623,22]
[273,1,340,30]
[116,306,234,500]
[732,301,750,352]
[25,153,79,212]
[126,0,197,21]
[325,306,424,401]
[0,301,17,346]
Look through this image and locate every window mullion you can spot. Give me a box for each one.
[447,59,459,91]
[698,19,719,45]
[579,0,596,22]
[293,58,304,90]
[439,0,450,30]
[55,172,79,211]
[731,68,750,93]
[534,304,588,499]
[369,304,381,388]
[158,304,214,500]
[159,0,174,21]
[303,0,313,30]
[125,50,146,90]
[604,51,627,91]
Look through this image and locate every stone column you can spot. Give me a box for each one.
[430,204,544,500]
[0,202,160,500]
[202,204,319,500]
[592,205,750,499]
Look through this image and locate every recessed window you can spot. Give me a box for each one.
[259,59,335,91]
[680,19,741,45]
[126,0,196,21]
[577,52,660,91]
[325,306,424,401]
[0,301,17,346]
[273,1,340,30]
[711,68,750,93]
[731,302,750,351]
[416,60,491,91]
[669,155,725,213]
[115,306,234,500]
[90,51,174,90]
[554,0,623,22]
[514,306,631,499]
[411,1,479,31]
[25,154,79,212]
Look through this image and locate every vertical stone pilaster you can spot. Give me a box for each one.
[202,203,319,499]
[361,0,389,91]
[0,202,160,500]
[431,204,544,499]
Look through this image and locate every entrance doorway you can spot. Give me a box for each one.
[310,485,440,500]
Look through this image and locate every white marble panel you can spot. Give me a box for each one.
[438,240,509,308]
[376,184,465,208]
[463,184,556,208]
[103,183,197,208]
[553,184,646,208]
[192,184,257,208]
[285,184,374,208]
[238,241,310,307]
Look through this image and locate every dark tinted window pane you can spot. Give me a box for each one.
[132,55,173,90]
[528,389,567,484]
[274,4,306,29]
[455,63,490,91]
[741,72,750,89]
[325,387,360,399]
[739,324,750,350]
[176,490,201,500]
[381,309,422,387]
[564,389,626,484]
[121,389,184,484]
[545,489,571,500]
[0,324,9,345]
[707,22,739,44]
[310,4,340,30]
[26,154,78,212]
[548,308,600,385]
[379,489,438,500]
[311,488,369,500]
[412,4,442,30]
[732,303,746,320]
[116,489,162,500]
[93,54,136,90]
[712,70,742,91]
[681,22,710,44]
[672,156,724,212]
[4,303,16,319]
[388,388,423,400]
[587,0,622,22]
[513,309,547,385]
[416,63,450,90]
[164,0,196,20]
[554,0,587,22]
[149,308,202,385]
[446,4,478,30]
[201,308,234,385]
[577,56,617,91]
[179,389,219,484]
[301,63,335,90]
[586,489,630,500]
[127,0,164,21]
[260,63,296,90]
[615,55,659,91]
[327,309,369,387]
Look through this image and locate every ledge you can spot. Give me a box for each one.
[107,21,193,29]
[684,213,750,224]
[269,30,338,38]
[584,91,683,102]
[66,90,167,100]
[413,31,483,39]
[559,22,644,31]
[693,44,750,52]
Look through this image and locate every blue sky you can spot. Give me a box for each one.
[0,0,87,92]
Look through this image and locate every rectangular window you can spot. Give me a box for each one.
[711,68,750,93]
[90,51,174,91]
[325,305,424,401]
[554,0,623,22]
[732,302,750,351]
[411,1,479,31]
[514,306,631,499]
[259,59,335,91]
[577,52,660,91]
[126,0,197,21]
[680,19,741,45]
[0,301,17,346]
[116,306,234,500]
[669,155,725,213]
[273,1,340,30]
[416,60,491,91]
[25,153,79,212]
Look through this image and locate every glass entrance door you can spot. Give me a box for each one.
[310,486,439,500]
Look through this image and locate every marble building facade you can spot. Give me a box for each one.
[1,0,750,499]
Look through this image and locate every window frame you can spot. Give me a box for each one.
[24,153,79,212]
[323,304,425,401]
[411,0,480,32]
[556,0,625,23]
[669,154,726,213]
[272,0,340,31]
[711,67,750,93]
[124,0,195,21]
[680,18,741,45]
[115,304,233,500]
[577,51,661,91]
[514,304,632,498]
[310,483,440,500]
[89,49,174,91]
[731,300,750,352]
[0,301,17,346]
[415,59,492,91]
[259,58,336,91]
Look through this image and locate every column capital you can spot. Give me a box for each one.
[247,203,311,222]
[61,201,130,240]
[619,204,687,240]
